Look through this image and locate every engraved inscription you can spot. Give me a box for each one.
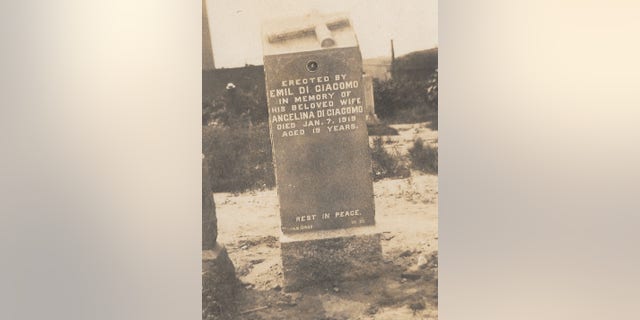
[268,73,364,138]
[263,46,375,234]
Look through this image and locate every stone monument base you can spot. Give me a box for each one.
[280,226,383,291]
[202,243,238,319]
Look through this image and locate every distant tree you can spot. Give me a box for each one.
[393,48,438,82]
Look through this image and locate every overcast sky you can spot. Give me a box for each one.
[207,0,438,68]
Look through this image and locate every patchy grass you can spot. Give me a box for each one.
[408,138,438,175]
[370,137,410,181]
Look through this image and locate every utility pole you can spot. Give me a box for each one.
[390,39,395,79]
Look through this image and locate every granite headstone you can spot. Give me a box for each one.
[262,12,382,291]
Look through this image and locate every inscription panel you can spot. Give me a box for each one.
[264,47,375,234]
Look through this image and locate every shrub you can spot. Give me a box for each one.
[370,137,410,181]
[373,77,437,124]
[408,138,438,175]
[203,86,268,127]
[203,123,275,192]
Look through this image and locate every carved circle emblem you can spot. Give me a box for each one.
[306,60,319,72]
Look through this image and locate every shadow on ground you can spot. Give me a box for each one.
[207,235,437,320]
[367,124,400,136]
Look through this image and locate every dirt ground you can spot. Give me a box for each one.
[214,122,438,319]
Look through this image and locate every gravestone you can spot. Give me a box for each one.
[262,12,382,291]
[202,155,238,319]
[362,74,379,124]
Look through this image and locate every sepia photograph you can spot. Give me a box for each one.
[202,1,438,319]
[8,1,640,320]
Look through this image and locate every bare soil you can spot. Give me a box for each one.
[214,122,438,319]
